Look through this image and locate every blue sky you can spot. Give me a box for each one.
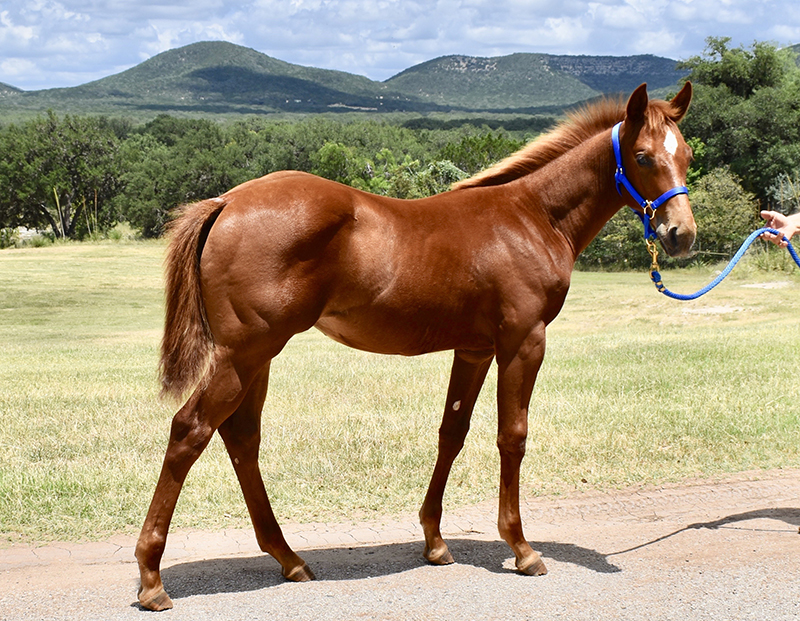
[1,0,799,91]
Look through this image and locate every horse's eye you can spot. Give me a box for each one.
[635,153,653,168]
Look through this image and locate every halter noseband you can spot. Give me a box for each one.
[612,122,689,241]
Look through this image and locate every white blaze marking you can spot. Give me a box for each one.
[452,400,461,411]
[664,130,678,157]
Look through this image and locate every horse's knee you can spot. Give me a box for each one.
[437,425,468,455]
[497,431,527,459]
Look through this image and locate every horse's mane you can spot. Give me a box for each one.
[452,96,681,190]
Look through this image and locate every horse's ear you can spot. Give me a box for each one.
[669,81,692,122]
[625,83,649,123]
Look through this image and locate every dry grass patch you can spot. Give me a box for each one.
[1,243,799,542]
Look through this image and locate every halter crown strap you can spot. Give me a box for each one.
[611,122,689,241]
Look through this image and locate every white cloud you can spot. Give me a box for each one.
[771,24,800,42]
[0,58,37,81]
[136,19,244,58]
[0,0,799,90]
[0,10,37,46]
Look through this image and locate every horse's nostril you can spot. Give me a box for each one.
[665,223,696,257]
[668,226,679,249]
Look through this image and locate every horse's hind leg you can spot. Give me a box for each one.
[135,348,261,611]
[419,350,492,565]
[217,362,314,583]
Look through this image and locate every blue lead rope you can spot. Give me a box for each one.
[609,122,800,299]
[648,227,800,300]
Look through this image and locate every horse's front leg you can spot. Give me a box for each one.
[495,326,548,576]
[419,349,493,565]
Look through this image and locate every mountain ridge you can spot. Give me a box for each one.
[0,41,689,119]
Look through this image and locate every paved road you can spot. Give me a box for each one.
[2,469,799,620]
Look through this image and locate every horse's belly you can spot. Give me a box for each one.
[313,312,491,356]
[314,319,392,353]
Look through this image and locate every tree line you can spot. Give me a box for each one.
[2,37,800,269]
[0,112,526,241]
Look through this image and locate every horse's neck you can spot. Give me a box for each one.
[525,130,626,260]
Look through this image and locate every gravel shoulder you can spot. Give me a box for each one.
[2,469,799,620]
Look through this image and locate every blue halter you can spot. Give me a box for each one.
[612,122,689,241]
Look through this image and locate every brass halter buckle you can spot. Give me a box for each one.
[646,238,667,293]
[646,238,660,272]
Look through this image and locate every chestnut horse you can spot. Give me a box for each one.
[136,83,696,610]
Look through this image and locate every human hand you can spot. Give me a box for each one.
[760,210,798,247]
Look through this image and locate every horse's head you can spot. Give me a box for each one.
[616,82,696,258]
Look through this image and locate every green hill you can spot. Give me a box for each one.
[1,41,424,117]
[386,53,597,109]
[0,82,21,97]
[545,54,689,95]
[0,41,688,120]
[385,53,687,110]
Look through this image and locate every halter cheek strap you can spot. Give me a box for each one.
[612,122,689,241]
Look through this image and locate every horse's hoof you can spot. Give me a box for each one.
[423,543,455,565]
[283,563,315,582]
[138,586,174,611]
[517,555,548,576]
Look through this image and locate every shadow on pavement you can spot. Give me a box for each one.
[688,507,800,531]
[608,507,800,557]
[159,507,800,603]
[160,537,620,602]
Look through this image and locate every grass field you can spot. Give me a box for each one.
[1,241,799,543]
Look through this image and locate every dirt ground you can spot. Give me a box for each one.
[2,469,799,620]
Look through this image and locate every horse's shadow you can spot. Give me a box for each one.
[608,507,800,556]
[155,507,800,603]
[158,537,618,602]
[687,507,800,531]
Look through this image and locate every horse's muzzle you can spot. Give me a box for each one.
[657,221,696,258]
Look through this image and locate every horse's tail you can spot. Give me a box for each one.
[159,197,227,400]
